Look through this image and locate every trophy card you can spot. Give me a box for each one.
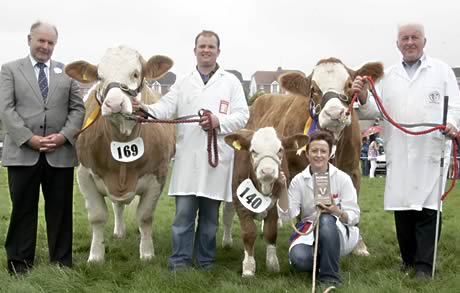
[313,172,332,206]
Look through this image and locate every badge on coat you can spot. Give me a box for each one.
[110,137,145,162]
[236,178,272,213]
[219,100,229,114]
[428,91,441,104]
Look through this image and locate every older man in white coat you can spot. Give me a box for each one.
[352,22,460,279]
[135,30,249,270]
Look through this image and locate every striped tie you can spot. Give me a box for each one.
[36,63,48,99]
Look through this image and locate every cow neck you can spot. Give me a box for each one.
[103,117,142,142]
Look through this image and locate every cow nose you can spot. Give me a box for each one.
[261,167,275,177]
[325,108,344,120]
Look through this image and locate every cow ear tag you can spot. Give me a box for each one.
[236,178,272,213]
[296,146,306,156]
[232,140,242,151]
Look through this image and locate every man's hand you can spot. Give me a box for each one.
[27,135,44,151]
[351,76,369,104]
[278,171,287,187]
[199,113,220,131]
[132,99,148,113]
[40,133,66,152]
[444,123,458,139]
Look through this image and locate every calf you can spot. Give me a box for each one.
[225,127,309,276]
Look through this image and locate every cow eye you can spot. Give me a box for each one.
[277,148,283,157]
[133,72,139,79]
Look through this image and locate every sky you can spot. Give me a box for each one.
[1,0,460,80]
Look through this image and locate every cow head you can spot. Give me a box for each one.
[225,127,309,195]
[65,46,173,135]
[280,58,383,139]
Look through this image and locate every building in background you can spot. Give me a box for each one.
[249,67,304,96]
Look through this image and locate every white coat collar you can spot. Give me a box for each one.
[301,163,338,179]
[191,66,224,87]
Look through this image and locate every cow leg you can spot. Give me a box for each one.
[136,177,162,261]
[240,215,257,277]
[77,166,108,263]
[222,201,234,248]
[263,208,280,272]
[112,202,126,238]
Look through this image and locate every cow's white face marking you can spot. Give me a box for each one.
[99,47,142,114]
[312,62,352,139]
[249,127,283,195]
[98,46,143,135]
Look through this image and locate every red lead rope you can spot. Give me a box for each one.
[133,108,219,168]
[347,76,458,200]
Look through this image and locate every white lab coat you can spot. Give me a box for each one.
[359,55,460,211]
[277,164,360,256]
[146,68,249,202]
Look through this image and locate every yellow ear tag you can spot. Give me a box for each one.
[82,73,87,82]
[232,141,242,151]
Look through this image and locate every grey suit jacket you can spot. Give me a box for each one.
[0,56,85,167]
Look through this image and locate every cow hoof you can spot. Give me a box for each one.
[242,255,256,277]
[352,239,370,256]
[222,236,233,249]
[266,245,280,272]
[140,253,154,261]
[140,237,155,260]
[88,255,104,263]
[89,243,105,263]
[266,258,280,272]
[242,270,255,277]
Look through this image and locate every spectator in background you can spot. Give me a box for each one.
[367,135,379,178]
[361,137,370,176]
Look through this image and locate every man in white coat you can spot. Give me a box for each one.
[352,22,460,279]
[134,30,249,270]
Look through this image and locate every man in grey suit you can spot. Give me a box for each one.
[0,21,85,276]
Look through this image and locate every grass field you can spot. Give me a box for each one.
[0,167,459,293]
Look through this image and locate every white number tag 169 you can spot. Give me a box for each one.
[236,178,272,214]
[110,137,145,162]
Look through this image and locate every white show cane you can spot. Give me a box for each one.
[311,172,332,293]
[432,95,449,279]
[311,209,321,293]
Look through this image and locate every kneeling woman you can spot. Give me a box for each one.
[277,130,360,285]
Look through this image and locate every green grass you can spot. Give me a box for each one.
[0,168,459,292]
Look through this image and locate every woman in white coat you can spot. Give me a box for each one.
[135,30,249,270]
[278,130,360,286]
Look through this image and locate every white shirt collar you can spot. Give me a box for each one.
[29,55,51,68]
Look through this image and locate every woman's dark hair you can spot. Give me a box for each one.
[306,130,334,153]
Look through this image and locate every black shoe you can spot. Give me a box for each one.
[7,260,31,277]
[415,270,431,281]
[398,262,415,273]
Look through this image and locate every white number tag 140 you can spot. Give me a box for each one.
[110,137,145,162]
[236,178,272,214]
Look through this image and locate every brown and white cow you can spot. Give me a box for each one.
[225,127,309,276]
[223,58,383,256]
[65,46,175,262]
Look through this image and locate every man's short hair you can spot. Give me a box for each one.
[194,30,220,48]
[396,22,425,39]
[30,21,59,39]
